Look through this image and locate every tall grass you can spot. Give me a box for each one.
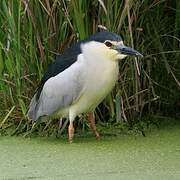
[0,0,179,135]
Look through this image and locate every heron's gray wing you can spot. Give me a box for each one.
[27,58,85,121]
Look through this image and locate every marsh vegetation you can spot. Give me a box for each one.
[0,0,179,136]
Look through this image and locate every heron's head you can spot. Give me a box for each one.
[81,32,143,61]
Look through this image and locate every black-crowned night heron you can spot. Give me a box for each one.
[27,32,143,143]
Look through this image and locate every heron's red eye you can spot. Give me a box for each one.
[104,41,112,47]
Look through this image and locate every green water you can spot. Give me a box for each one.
[0,122,180,180]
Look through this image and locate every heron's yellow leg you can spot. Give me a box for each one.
[68,121,74,143]
[88,112,100,139]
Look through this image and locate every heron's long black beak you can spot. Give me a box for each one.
[113,44,143,57]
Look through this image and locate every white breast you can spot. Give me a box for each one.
[70,49,119,115]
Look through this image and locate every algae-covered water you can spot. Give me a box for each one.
[0,121,180,180]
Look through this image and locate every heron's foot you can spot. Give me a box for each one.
[88,112,100,140]
[95,131,100,140]
[69,139,73,144]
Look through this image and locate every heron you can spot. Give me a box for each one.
[27,31,143,143]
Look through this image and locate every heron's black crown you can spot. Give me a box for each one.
[87,31,122,43]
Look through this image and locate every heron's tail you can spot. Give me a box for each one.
[27,93,39,121]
